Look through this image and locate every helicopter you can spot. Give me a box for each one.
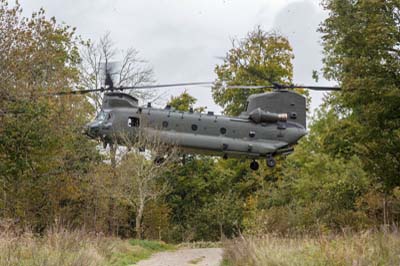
[71,71,340,170]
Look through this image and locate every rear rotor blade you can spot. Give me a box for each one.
[227,84,340,91]
[290,85,341,91]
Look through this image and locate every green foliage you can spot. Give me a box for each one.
[212,26,294,115]
[197,191,242,240]
[129,239,174,251]
[0,1,100,231]
[165,157,224,241]
[168,91,205,112]
[168,91,197,111]
[110,239,174,265]
[319,0,400,194]
[142,201,171,240]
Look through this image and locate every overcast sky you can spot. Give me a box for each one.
[20,0,336,113]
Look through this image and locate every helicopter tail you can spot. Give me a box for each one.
[245,90,307,128]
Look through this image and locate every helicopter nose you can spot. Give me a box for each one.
[84,122,99,138]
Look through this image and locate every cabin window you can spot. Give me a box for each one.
[191,124,198,131]
[220,127,227,135]
[96,110,107,122]
[128,117,140,127]
[162,121,168,128]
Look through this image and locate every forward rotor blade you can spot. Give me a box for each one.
[227,85,275,89]
[51,89,101,95]
[50,82,215,96]
[120,82,215,90]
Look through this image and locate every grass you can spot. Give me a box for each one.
[220,259,232,266]
[223,229,400,266]
[188,256,205,264]
[178,241,222,249]
[0,226,174,266]
[111,239,175,265]
[130,239,174,251]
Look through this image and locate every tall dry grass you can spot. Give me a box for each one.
[0,224,126,266]
[223,229,400,266]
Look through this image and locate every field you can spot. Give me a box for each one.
[2,227,400,265]
[0,227,174,266]
[223,229,400,266]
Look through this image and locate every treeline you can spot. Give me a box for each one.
[0,0,399,242]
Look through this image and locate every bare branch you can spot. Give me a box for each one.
[79,33,155,114]
[115,130,179,239]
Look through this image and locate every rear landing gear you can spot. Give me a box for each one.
[250,160,259,171]
[266,155,276,168]
[249,156,275,170]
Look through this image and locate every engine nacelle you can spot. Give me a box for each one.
[245,90,306,128]
[249,108,287,123]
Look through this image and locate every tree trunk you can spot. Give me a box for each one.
[110,143,117,170]
[383,193,388,226]
[136,201,144,239]
[108,143,118,235]
[219,223,223,241]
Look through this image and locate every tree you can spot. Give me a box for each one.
[200,191,242,240]
[212,26,294,115]
[319,0,400,224]
[0,1,100,231]
[117,132,178,239]
[168,91,205,112]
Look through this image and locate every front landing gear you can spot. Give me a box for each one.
[266,154,276,168]
[154,156,165,165]
[250,160,259,171]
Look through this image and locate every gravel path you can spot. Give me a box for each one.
[135,248,223,266]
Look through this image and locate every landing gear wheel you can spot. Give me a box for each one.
[154,156,165,165]
[266,157,276,168]
[250,160,259,171]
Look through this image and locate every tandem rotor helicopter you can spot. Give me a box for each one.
[57,69,340,171]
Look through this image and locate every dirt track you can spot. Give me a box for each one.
[135,248,223,266]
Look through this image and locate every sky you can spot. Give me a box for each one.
[19,0,336,114]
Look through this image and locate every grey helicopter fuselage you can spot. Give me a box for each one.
[85,91,307,168]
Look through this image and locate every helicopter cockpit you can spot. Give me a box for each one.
[95,110,111,122]
[84,110,112,138]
